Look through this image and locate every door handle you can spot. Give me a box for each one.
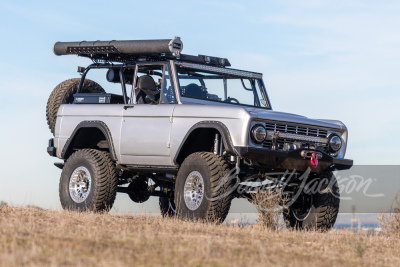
[124,106,134,110]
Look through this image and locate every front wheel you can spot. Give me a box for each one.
[174,152,235,223]
[59,149,118,212]
[283,171,340,231]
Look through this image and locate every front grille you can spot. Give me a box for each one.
[265,122,328,138]
[263,122,329,152]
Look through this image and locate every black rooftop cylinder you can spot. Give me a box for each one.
[53,37,183,56]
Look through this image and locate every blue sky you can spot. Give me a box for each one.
[0,0,399,211]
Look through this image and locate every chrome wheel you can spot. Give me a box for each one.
[183,171,204,210]
[69,166,92,203]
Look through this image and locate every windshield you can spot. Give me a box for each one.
[176,68,271,109]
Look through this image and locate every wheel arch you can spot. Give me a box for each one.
[61,121,117,161]
[173,121,238,165]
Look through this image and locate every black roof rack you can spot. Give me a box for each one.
[177,54,230,67]
[53,37,231,67]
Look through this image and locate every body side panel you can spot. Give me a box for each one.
[55,104,124,161]
[170,104,249,161]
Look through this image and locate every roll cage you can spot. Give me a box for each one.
[76,60,271,109]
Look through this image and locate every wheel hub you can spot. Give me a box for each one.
[183,171,205,211]
[69,166,91,203]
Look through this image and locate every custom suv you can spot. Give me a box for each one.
[47,37,352,230]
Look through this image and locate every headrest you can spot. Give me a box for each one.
[185,83,203,98]
[137,75,157,95]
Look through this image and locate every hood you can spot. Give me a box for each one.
[246,108,343,130]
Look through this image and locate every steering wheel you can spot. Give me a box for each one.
[225,97,240,104]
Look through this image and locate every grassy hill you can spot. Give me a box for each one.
[0,205,399,267]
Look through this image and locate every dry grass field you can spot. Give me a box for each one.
[0,204,399,267]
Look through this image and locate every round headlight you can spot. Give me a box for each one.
[251,125,267,144]
[329,135,342,152]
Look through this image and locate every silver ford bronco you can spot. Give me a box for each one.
[47,37,352,230]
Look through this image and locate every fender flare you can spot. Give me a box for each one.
[61,120,117,161]
[173,121,238,164]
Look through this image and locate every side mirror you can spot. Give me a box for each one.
[145,94,157,104]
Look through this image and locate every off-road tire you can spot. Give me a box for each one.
[159,197,176,217]
[46,78,105,134]
[283,171,340,231]
[59,149,118,212]
[174,152,235,223]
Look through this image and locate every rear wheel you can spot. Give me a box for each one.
[46,78,105,134]
[174,152,234,223]
[283,171,340,231]
[59,149,117,212]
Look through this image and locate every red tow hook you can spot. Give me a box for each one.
[310,152,318,168]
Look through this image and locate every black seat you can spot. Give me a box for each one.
[135,75,160,104]
[184,83,203,98]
